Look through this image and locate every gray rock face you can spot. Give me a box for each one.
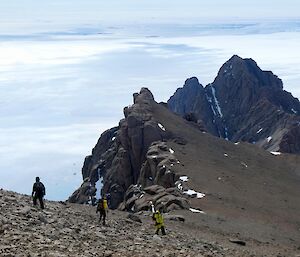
[138,141,179,188]
[168,77,215,134]
[69,88,174,208]
[126,213,142,223]
[68,180,93,204]
[120,184,190,213]
[168,55,300,153]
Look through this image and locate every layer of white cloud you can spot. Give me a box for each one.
[0,1,300,200]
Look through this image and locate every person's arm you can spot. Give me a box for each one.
[42,183,46,196]
[32,183,36,197]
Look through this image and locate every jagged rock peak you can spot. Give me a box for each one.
[179,77,204,94]
[184,77,202,87]
[168,77,203,104]
[215,54,283,90]
[168,55,300,153]
[133,87,155,104]
[169,76,202,99]
[221,54,259,72]
[167,76,205,117]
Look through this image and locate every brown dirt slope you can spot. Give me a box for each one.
[151,101,300,253]
[1,189,300,257]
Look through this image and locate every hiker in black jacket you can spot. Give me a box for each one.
[32,177,46,209]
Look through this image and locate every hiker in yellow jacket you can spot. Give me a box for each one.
[96,196,108,225]
[152,209,166,235]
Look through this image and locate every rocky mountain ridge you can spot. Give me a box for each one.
[69,88,188,211]
[67,62,300,256]
[69,85,300,242]
[168,55,300,153]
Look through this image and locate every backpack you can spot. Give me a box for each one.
[35,182,45,195]
[97,200,104,210]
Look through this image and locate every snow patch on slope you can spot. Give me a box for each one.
[95,170,103,199]
[270,151,281,156]
[158,123,166,131]
[256,128,263,134]
[190,208,206,214]
[179,176,189,182]
[184,189,205,199]
[211,86,223,118]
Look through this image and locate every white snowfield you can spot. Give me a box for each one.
[95,171,103,199]
[256,128,263,134]
[184,189,205,199]
[179,176,189,182]
[176,182,183,191]
[211,86,223,118]
[270,151,281,156]
[157,123,166,131]
[189,208,206,214]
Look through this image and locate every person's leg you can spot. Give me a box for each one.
[102,210,106,225]
[99,211,103,222]
[38,196,44,209]
[33,195,37,206]
[155,225,160,235]
[161,226,166,235]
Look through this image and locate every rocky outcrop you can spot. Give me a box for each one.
[119,184,190,213]
[69,88,178,209]
[279,123,300,153]
[168,55,300,153]
[138,141,179,188]
[68,179,95,204]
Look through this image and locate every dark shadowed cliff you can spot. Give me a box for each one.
[168,55,300,153]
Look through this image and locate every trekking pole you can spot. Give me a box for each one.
[149,201,155,213]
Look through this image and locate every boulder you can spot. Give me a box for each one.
[120,185,190,213]
[139,142,178,189]
[143,185,165,195]
[127,213,142,223]
[155,194,189,210]
[68,181,92,204]
[164,214,185,222]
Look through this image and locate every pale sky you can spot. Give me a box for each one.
[1,1,299,25]
[0,1,299,200]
